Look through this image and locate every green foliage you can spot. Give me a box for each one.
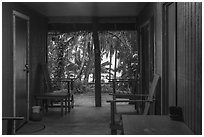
[47,30,139,94]
[73,80,112,94]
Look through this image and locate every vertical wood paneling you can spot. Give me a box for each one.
[177,2,202,134]
[2,3,14,118]
[186,2,190,128]
[191,2,195,132]
[197,2,202,134]
[177,2,184,111]
[2,3,47,134]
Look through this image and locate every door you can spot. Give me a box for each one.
[13,11,30,130]
[167,3,177,107]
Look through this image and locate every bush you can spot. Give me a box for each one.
[101,83,112,93]
[73,80,113,94]
[73,80,94,94]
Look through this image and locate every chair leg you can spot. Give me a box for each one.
[61,99,64,116]
[68,96,71,112]
[65,98,68,115]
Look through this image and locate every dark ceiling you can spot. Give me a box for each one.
[23,2,147,17]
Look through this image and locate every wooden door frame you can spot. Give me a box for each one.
[139,20,149,94]
[162,2,177,114]
[139,15,155,94]
[13,10,30,131]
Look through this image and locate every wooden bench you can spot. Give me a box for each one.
[35,92,70,116]
[2,117,24,135]
[107,74,160,134]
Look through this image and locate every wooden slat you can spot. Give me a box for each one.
[107,99,154,103]
[2,117,24,120]
[188,2,192,130]
[196,3,202,134]
[191,2,195,132]
[176,2,202,134]
[177,2,185,110]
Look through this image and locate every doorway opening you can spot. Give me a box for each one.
[47,30,139,107]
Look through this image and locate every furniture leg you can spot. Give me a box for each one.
[42,99,45,114]
[65,97,68,115]
[68,95,71,112]
[61,99,63,116]
[71,95,74,108]
[45,99,48,113]
[110,101,117,135]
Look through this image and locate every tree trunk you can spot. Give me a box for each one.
[93,18,101,107]
[109,51,112,80]
[56,43,66,88]
[114,50,117,79]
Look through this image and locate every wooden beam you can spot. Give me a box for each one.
[92,18,101,107]
[48,23,137,32]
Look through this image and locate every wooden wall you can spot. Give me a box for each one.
[177,2,202,134]
[138,3,163,115]
[138,2,202,134]
[2,2,47,133]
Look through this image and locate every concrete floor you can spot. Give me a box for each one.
[17,93,136,135]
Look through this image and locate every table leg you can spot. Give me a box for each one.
[68,95,71,112]
[45,99,48,113]
[42,100,45,114]
[65,97,68,115]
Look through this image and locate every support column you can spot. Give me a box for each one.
[92,18,101,107]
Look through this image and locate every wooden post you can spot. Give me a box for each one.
[92,18,101,107]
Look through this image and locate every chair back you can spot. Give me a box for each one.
[143,74,160,115]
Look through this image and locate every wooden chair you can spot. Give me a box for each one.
[2,117,24,135]
[107,74,160,134]
[35,64,74,115]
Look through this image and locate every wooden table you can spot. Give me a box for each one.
[122,115,194,135]
[35,92,70,116]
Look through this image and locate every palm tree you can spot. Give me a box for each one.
[48,30,138,84]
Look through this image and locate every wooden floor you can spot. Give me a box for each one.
[16,93,136,135]
[16,92,194,135]
[122,115,194,135]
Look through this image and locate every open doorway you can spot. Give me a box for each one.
[47,30,139,107]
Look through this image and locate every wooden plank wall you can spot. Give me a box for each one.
[177,2,202,134]
[138,2,202,134]
[2,3,47,134]
[138,3,163,115]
